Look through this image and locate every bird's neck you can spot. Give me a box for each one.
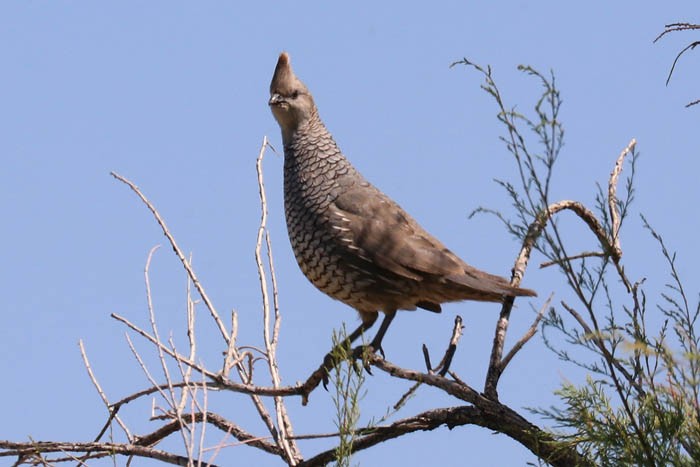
[283,115,344,166]
[282,114,361,206]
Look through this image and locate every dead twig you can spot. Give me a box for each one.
[419,316,464,376]
[654,23,700,106]
[110,172,230,343]
[79,340,132,442]
[608,138,636,291]
[539,251,605,268]
[653,22,700,42]
[141,246,194,461]
[110,313,304,397]
[393,316,465,413]
[137,412,283,457]
[0,440,216,467]
[255,136,300,464]
[500,295,551,371]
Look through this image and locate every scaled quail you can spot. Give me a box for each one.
[268,52,536,358]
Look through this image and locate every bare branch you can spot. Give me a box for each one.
[78,340,132,442]
[110,172,230,343]
[141,246,193,461]
[539,251,606,268]
[179,255,197,412]
[138,412,283,457]
[654,23,700,106]
[222,310,241,377]
[299,314,462,405]
[500,295,551,371]
[608,138,636,291]
[300,359,339,405]
[110,313,305,397]
[392,316,466,413]
[197,372,208,465]
[112,382,217,409]
[112,167,300,460]
[664,40,700,86]
[0,440,216,467]
[254,136,300,464]
[434,316,464,376]
[484,195,623,399]
[608,138,636,246]
[298,360,591,467]
[256,137,275,362]
[392,381,421,413]
[653,22,700,43]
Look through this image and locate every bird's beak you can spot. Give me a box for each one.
[268,93,284,106]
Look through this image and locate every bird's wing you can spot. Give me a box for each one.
[331,185,464,282]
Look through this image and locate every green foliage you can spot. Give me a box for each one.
[533,150,700,464]
[456,58,700,465]
[329,325,366,467]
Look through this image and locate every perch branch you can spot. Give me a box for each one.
[299,356,592,467]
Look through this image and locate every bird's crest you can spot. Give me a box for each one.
[270,52,308,95]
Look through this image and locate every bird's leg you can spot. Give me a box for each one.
[321,312,378,388]
[369,310,397,357]
[352,310,397,373]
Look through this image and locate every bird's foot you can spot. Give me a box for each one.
[320,352,339,390]
[350,343,384,375]
[319,343,383,388]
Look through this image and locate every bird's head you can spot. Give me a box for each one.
[269,52,316,138]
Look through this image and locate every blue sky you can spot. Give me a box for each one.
[2,2,698,466]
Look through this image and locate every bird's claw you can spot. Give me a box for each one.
[322,373,330,389]
[351,344,385,375]
[349,346,371,375]
[321,352,338,390]
[320,342,385,389]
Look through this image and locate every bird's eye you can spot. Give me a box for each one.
[291,90,300,99]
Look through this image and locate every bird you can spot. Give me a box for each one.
[268,52,536,366]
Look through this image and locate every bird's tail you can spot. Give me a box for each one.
[445,271,537,301]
